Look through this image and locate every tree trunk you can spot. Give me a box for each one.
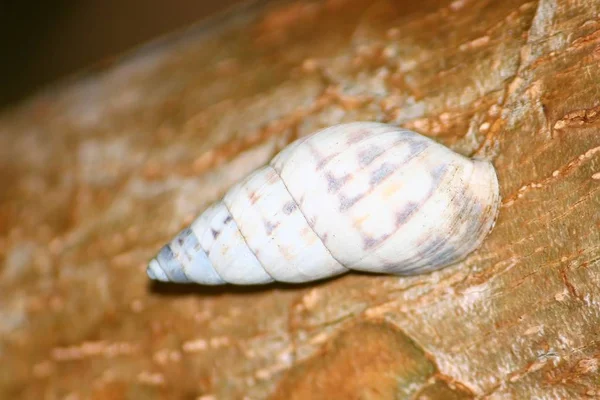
[1,0,599,398]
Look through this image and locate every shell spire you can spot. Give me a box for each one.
[147,122,500,285]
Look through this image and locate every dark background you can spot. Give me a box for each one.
[0,0,248,110]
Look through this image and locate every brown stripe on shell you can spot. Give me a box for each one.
[339,193,363,212]
[335,140,429,214]
[263,220,280,236]
[326,172,350,193]
[369,162,397,186]
[356,136,428,169]
[282,200,297,215]
[394,201,420,226]
[346,127,374,144]
[357,144,385,167]
[358,163,450,254]
[379,163,470,271]
[249,190,260,205]
[363,232,392,250]
[307,141,340,171]
[311,126,402,171]
[316,152,341,171]
[306,214,318,229]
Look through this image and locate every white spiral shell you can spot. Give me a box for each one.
[147,122,500,285]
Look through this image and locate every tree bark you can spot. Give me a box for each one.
[1,0,599,398]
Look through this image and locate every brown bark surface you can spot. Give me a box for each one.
[1,0,599,398]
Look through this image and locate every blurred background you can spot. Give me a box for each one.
[0,0,250,111]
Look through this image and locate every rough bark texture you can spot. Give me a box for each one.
[1,0,599,398]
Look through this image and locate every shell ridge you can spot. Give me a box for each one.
[196,245,229,284]
[156,245,191,283]
[221,201,278,282]
[172,245,195,283]
[192,206,231,284]
[170,228,203,283]
[191,244,229,283]
[270,166,350,272]
[147,258,170,282]
[187,250,228,284]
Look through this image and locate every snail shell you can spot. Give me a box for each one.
[147,122,500,285]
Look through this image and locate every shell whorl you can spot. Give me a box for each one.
[147,122,500,285]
